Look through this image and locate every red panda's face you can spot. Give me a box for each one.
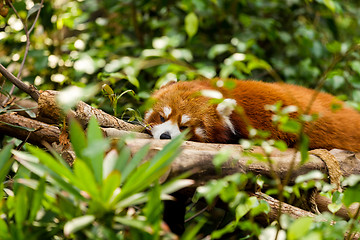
[144,81,238,143]
[144,105,208,141]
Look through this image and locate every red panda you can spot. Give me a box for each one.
[144,79,360,152]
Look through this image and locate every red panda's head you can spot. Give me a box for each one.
[144,80,238,143]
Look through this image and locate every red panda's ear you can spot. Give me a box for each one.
[160,80,177,89]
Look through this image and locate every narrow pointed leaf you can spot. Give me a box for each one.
[29,177,46,222]
[15,187,28,228]
[64,215,95,237]
[27,3,41,20]
[73,159,99,199]
[86,116,105,183]
[0,144,14,183]
[69,120,87,160]
[27,145,76,183]
[101,171,121,203]
[120,144,150,184]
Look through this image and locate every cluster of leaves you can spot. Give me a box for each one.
[0,118,194,239]
[1,0,360,116]
[1,110,360,239]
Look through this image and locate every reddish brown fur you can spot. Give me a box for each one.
[144,79,360,152]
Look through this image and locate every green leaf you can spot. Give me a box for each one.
[120,144,150,184]
[27,4,42,20]
[118,132,184,200]
[323,0,336,13]
[295,170,324,183]
[350,61,360,75]
[185,12,198,39]
[14,151,85,200]
[64,215,95,237]
[250,199,271,216]
[0,218,10,240]
[0,143,14,183]
[115,192,148,210]
[211,221,237,239]
[27,145,75,183]
[342,174,360,187]
[299,134,309,164]
[328,202,342,214]
[208,44,231,59]
[343,184,360,207]
[15,186,28,229]
[279,119,301,133]
[236,196,257,221]
[114,216,150,233]
[326,41,341,53]
[213,149,231,171]
[197,179,228,204]
[73,159,99,199]
[103,148,130,179]
[101,171,121,204]
[127,75,140,88]
[143,183,162,226]
[103,150,119,179]
[287,217,313,240]
[70,120,87,160]
[17,178,56,198]
[29,177,46,222]
[273,140,288,151]
[85,116,106,183]
[181,219,206,240]
[161,179,194,195]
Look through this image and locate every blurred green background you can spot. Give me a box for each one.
[1,0,360,118]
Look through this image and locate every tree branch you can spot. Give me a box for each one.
[0,64,40,101]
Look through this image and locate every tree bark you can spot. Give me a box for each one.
[0,113,61,146]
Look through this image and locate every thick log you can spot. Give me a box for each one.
[124,139,360,183]
[124,138,360,220]
[0,113,61,146]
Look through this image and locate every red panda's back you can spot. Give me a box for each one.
[227,80,360,151]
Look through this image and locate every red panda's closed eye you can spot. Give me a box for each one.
[179,126,188,131]
[159,115,165,122]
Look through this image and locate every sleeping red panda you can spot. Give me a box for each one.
[144,79,360,152]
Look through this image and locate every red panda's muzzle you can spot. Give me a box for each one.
[160,131,171,139]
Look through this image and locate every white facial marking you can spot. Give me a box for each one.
[163,106,172,118]
[217,98,237,134]
[195,127,207,139]
[181,114,191,125]
[151,120,181,139]
[144,109,153,121]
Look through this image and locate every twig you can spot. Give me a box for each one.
[0,64,39,101]
[1,0,44,104]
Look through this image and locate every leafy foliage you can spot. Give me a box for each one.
[0,118,191,239]
[1,0,360,116]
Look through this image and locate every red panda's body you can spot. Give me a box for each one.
[144,79,360,152]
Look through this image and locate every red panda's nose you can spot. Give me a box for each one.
[160,132,171,139]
